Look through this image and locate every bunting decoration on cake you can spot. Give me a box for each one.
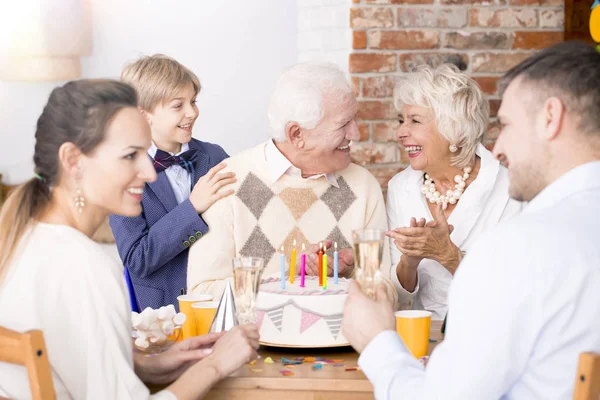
[257,299,343,318]
[299,310,322,333]
[266,307,284,332]
[256,299,345,337]
[324,315,343,340]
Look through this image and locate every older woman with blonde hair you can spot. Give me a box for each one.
[386,64,522,320]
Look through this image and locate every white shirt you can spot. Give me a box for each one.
[387,144,523,319]
[148,142,192,204]
[359,161,600,399]
[0,223,174,399]
[265,139,339,188]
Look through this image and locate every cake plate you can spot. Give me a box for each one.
[259,340,351,349]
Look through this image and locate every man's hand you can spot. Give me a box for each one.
[335,248,355,277]
[342,280,396,353]
[304,240,332,276]
[303,241,355,278]
[189,163,237,214]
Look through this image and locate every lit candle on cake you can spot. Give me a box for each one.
[318,242,324,286]
[322,244,328,289]
[334,242,339,285]
[290,239,297,284]
[280,246,285,289]
[300,243,306,287]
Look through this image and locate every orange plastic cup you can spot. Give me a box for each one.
[192,301,219,336]
[177,294,213,339]
[395,310,432,358]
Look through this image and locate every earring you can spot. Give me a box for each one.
[449,144,458,153]
[73,187,85,213]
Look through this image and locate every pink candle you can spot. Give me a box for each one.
[300,243,306,287]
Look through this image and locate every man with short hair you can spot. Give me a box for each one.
[187,63,390,299]
[342,41,600,399]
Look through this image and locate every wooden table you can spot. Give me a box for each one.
[200,320,444,400]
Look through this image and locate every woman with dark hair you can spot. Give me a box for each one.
[0,80,259,399]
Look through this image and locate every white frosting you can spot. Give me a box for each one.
[255,276,349,347]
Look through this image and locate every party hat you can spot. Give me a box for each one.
[208,280,238,333]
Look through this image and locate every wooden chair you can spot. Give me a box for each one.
[573,352,600,400]
[0,327,55,399]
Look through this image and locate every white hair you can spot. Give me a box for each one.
[393,64,489,168]
[268,62,353,141]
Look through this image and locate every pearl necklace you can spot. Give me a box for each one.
[420,166,472,210]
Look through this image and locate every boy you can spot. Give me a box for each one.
[110,54,236,310]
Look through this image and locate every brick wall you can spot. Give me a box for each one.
[348,0,565,193]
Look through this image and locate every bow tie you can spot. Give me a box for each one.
[152,148,197,174]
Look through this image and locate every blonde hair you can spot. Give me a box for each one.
[393,64,489,169]
[121,54,201,111]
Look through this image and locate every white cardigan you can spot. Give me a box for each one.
[386,144,523,320]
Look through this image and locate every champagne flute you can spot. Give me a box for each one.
[231,257,265,325]
[352,229,384,299]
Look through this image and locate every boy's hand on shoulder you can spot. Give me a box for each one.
[190,163,237,214]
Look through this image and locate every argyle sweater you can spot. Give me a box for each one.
[187,142,390,299]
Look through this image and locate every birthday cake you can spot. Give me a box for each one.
[255,276,349,348]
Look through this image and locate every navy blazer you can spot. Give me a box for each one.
[109,138,228,311]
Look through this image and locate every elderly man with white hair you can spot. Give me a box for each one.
[385,64,523,320]
[187,62,389,298]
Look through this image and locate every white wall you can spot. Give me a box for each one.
[0,0,298,184]
[297,0,351,71]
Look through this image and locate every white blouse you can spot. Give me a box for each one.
[0,223,174,399]
[386,144,523,319]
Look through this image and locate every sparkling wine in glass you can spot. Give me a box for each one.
[352,229,384,298]
[232,257,265,325]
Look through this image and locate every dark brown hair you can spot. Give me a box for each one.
[499,41,600,137]
[0,79,137,280]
